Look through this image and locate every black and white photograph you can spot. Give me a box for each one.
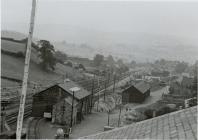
[0,0,198,139]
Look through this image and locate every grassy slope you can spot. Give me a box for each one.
[1,40,82,87]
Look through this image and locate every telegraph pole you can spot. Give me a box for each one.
[16,0,36,139]
[70,91,75,128]
[97,76,100,112]
[117,105,122,127]
[113,74,116,93]
[91,74,95,113]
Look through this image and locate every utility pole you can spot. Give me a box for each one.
[113,74,116,93]
[107,110,110,126]
[70,91,75,128]
[97,76,100,112]
[91,74,95,113]
[104,79,107,101]
[16,0,36,139]
[117,105,122,127]
[107,71,110,86]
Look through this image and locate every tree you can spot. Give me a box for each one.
[159,59,166,66]
[54,51,67,64]
[174,61,188,74]
[93,54,104,66]
[130,60,136,68]
[38,40,56,71]
[78,63,86,71]
[117,59,124,67]
[107,55,115,66]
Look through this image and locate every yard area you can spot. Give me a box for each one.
[37,85,168,139]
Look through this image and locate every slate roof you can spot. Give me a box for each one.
[80,106,197,139]
[123,81,150,94]
[58,80,91,100]
[134,81,150,93]
[33,79,91,100]
[64,97,78,106]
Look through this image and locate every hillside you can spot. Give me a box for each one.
[2,30,198,63]
[1,39,83,88]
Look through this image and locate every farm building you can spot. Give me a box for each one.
[31,79,92,125]
[122,81,150,104]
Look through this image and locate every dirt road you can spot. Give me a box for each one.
[69,85,169,138]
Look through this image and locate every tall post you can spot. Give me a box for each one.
[70,91,75,128]
[104,79,107,101]
[107,110,110,126]
[118,105,122,127]
[113,74,116,93]
[108,71,110,86]
[97,76,100,112]
[91,74,95,113]
[16,0,36,139]
[0,104,6,133]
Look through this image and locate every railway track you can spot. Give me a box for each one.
[27,118,42,139]
[3,72,129,128]
[6,105,32,125]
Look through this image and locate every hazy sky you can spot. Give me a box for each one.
[2,0,198,40]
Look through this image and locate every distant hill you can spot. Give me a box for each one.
[2,29,198,63]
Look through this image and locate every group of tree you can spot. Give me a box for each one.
[93,54,104,67]
[54,50,67,64]
[174,61,188,74]
[93,54,129,74]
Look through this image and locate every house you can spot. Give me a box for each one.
[80,106,197,139]
[31,79,92,125]
[122,81,150,103]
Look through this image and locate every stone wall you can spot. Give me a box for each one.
[52,99,77,126]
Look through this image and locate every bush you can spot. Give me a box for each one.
[16,51,25,58]
[144,109,154,119]
[1,49,24,58]
[156,106,176,116]
[65,61,73,67]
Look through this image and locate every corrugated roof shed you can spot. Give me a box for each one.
[80,106,197,139]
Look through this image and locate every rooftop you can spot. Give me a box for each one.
[134,81,150,93]
[34,79,91,100]
[123,81,150,94]
[58,80,91,100]
[80,106,197,139]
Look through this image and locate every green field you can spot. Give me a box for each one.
[1,40,83,88]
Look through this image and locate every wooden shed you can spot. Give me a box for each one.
[122,81,150,104]
[31,79,92,124]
